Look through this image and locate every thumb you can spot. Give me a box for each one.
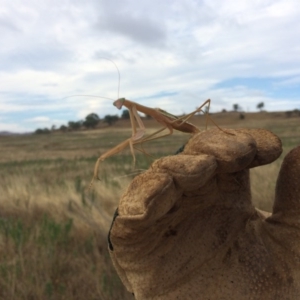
[273,146,300,215]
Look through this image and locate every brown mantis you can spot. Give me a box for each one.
[70,58,225,189]
[89,97,220,189]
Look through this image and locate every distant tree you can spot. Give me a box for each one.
[35,128,50,134]
[257,102,265,111]
[204,106,210,114]
[68,121,75,129]
[35,128,44,134]
[233,104,240,112]
[83,113,100,129]
[221,109,227,113]
[51,125,56,131]
[68,121,82,130]
[285,111,292,118]
[121,109,130,119]
[104,114,119,126]
[59,125,68,132]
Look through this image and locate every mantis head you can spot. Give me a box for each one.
[113,98,125,110]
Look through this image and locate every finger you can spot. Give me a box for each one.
[264,146,300,252]
[118,171,182,224]
[235,128,282,168]
[183,128,257,172]
[151,154,217,191]
[273,145,300,215]
[116,154,218,226]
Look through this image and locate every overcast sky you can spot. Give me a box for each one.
[1,0,300,132]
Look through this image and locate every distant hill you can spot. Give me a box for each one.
[0,131,31,136]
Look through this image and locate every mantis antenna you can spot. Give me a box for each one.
[62,57,121,101]
[97,57,121,99]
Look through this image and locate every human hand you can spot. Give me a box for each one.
[108,128,300,300]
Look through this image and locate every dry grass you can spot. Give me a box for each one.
[0,159,135,299]
[0,111,299,299]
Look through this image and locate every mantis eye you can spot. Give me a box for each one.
[113,98,125,109]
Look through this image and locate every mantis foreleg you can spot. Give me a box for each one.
[89,105,147,189]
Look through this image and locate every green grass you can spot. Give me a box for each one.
[0,213,129,299]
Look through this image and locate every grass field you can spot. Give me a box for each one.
[0,111,299,299]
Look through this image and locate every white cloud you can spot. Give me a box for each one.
[25,116,51,123]
[276,76,300,87]
[0,120,28,132]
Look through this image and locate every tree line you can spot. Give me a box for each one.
[35,110,130,134]
[232,102,265,112]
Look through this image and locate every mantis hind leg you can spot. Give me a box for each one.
[129,139,137,169]
[174,99,211,126]
[139,125,173,144]
[174,99,232,135]
[135,126,174,161]
[126,126,174,168]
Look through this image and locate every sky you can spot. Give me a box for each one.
[1,0,300,132]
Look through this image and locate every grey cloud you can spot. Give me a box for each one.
[0,17,21,33]
[99,16,166,46]
[1,92,53,106]
[0,44,72,72]
[93,50,138,65]
[95,1,167,47]
[93,50,117,61]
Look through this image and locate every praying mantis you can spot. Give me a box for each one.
[89,97,220,189]
[81,58,226,189]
